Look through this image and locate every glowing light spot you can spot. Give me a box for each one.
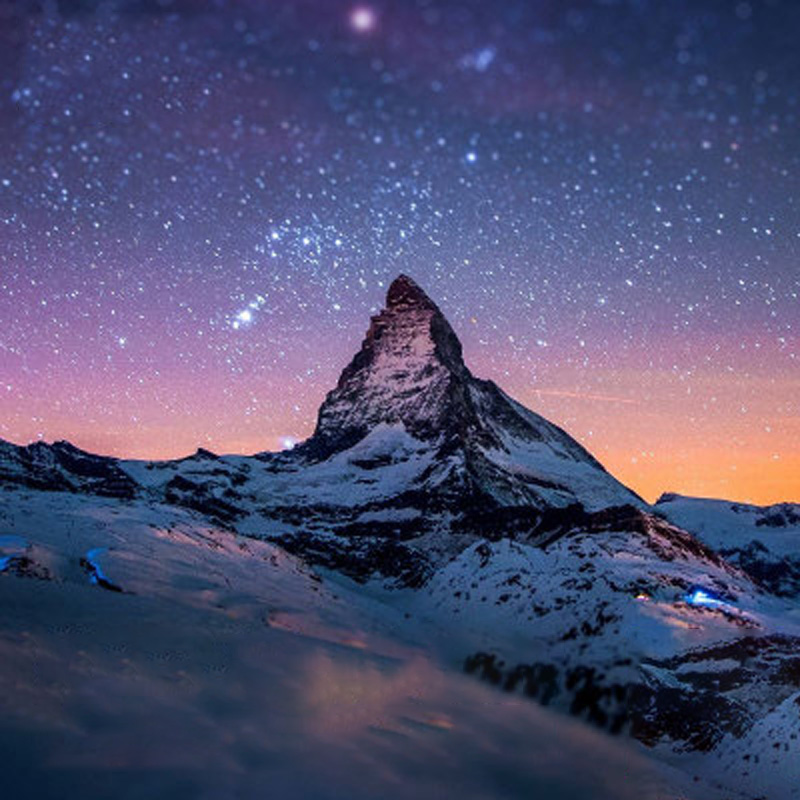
[280,436,296,450]
[685,588,727,608]
[350,6,377,33]
[465,151,478,164]
[461,46,497,73]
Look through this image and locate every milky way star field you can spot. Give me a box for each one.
[0,0,798,504]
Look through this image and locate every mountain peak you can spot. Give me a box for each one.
[386,274,438,311]
[301,275,466,458]
[297,274,639,513]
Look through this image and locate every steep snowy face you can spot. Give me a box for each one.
[305,275,472,458]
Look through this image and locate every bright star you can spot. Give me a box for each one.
[350,6,377,33]
[232,308,254,329]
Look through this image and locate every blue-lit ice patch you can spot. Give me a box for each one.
[0,535,29,571]
[82,547,124,592]
[685,587,728,608]
[85,547,107,585]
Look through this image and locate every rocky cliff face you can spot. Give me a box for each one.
[304,274,472,457]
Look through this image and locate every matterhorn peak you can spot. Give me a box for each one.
[303,275,468,458]
[297,274,639,513]
[385,274,438,311]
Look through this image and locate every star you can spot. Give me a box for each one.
[349,6,377,34]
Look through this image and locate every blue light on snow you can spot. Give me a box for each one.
[85,547,110,585]
[0,535,28,571]
[685,588,726,608]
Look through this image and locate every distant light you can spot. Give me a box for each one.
[350,6,377,33]
[280,436,296,450]
[465,151,478,164]
[686,588,726,608]
[474,47,496,72]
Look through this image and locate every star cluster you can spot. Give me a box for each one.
[0,0,797,502]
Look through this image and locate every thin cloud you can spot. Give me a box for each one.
[533,389,638,405]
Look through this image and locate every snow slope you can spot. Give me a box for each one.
[0,486,718,800]
[657,493,800,597]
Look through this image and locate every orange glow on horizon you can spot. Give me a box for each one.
[1,330,797,507]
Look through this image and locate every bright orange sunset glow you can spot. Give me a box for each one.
[2,318,797,506]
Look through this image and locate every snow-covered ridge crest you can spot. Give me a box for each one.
[656,493,800,597]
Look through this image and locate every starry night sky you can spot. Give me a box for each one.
[1,0,798,503]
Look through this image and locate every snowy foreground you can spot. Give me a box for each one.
[0,488,750,800]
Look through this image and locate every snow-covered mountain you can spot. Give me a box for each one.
[2,275,642,585]
[299,275,638,512]
[1,275,799,799]
[0,438,138,498]
[657,493,800,597]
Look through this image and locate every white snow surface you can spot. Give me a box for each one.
[709,691,800,800]
[657,493,800,556]
[409,525,793,674]
[0,486,731,800]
